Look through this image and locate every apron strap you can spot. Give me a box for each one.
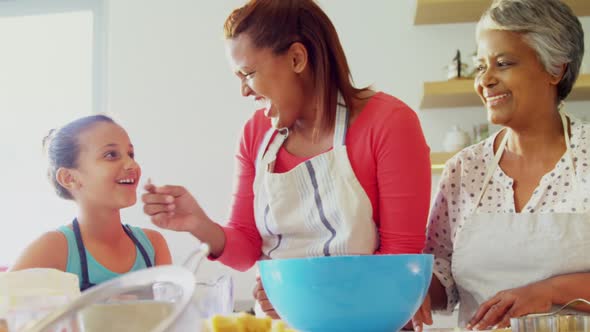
[255,128,277,169]
[72,219,154,291]
[474,129,510,210]
[258,92,350,171]
[122,225,153,267]
[260,128,289,171]
[474,108,578,212]
[72,218,92,290]
[559,110,582,210]
[333,93,349,147]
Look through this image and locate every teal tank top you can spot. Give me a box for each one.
[57,224,155,290]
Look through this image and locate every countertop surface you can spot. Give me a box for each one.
[425,329,510,332]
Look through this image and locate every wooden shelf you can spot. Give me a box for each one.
[431,152,456,174]
[420,78,480,109]
[415,0,590,25]
[420,74,590,109]
[568,73,590,101]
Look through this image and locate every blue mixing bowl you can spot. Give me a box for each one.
[259,254,433,332]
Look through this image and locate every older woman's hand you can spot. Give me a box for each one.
[467,281,553,330]
[253,276,280,319]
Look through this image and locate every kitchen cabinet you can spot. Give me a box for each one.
[420,74,590,109]
[414,0,590,25]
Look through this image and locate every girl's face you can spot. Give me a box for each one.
[70,122,141,210]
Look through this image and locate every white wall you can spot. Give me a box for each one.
[106,0,258,308]
[0,8,96,267]
[104,0,590,315]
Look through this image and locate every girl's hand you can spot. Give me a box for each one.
[467,282,553,330]
[253,276,280,319]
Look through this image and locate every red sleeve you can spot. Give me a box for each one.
[214,111,269,271]
[372,101,431,254]
[213,97,430,268]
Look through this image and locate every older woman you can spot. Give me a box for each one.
[413,0,590,330]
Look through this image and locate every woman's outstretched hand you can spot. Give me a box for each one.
[142,180,226,257]
[143,182,204,232]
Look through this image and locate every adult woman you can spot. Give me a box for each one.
[142,0,431,318]
[413,0,590,330]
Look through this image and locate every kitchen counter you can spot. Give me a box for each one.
[425,329,511,332]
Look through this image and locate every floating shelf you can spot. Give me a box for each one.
[431,152,457,174]
[420,78,480,109]
[568,73,590,101]
[415,0,590,25]
[420,74,590,110]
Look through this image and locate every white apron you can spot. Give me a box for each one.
[253,95,378,259]
[452,111,590,327]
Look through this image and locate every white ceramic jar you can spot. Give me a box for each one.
[443,126,471,152]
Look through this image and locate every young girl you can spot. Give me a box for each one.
[11,115,171,290]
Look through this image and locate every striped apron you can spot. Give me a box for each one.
[452,111,590,326]
[253,95,378,259]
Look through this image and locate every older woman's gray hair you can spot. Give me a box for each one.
[477,0,584,102]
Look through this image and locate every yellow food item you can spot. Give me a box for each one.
[205,313,297,332]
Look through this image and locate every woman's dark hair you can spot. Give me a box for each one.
[224,0,369,133]
[43,115,115,200]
